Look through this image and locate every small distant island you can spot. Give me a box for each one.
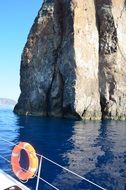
[0,98,16,107]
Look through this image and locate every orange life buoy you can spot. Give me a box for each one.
[11,142,38,181]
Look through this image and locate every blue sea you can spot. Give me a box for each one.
[0,107,126,190]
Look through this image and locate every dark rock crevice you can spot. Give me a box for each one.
[95,0,118,119]
[45,1,64,117]
[46,0,77,118]
[57,0,77,118]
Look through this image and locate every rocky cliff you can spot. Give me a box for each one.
[14,0,126,120]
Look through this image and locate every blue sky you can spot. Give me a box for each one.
[0,0,43,101]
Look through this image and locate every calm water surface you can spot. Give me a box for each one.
[0,108,126,190]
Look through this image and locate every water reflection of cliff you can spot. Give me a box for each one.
[53,120,126,190]
[92,120,126,190]
[1,109,125,190]
[16,115,75,190]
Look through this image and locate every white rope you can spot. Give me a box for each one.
[0,137,15,146]
[38,176,59,190]
[42,155,106,190]
[0,154,10,163]
[0,137,106,190]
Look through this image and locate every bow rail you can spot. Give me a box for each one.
[0,137,106,190]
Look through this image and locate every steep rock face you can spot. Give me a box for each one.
[14,0,126,120]
[73,0,101,119]
[95,0,126,119]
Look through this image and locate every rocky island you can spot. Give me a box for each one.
[14,0,126,120]
[0,98,16,107]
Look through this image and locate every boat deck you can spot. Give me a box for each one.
[0,169,30,190]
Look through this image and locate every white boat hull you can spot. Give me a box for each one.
[0,169,30,190]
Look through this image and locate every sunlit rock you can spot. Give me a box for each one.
[14,0,126,120]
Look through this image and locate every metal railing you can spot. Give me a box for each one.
[0,137,106,190]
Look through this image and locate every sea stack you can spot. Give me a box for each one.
[14,0,126,120]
